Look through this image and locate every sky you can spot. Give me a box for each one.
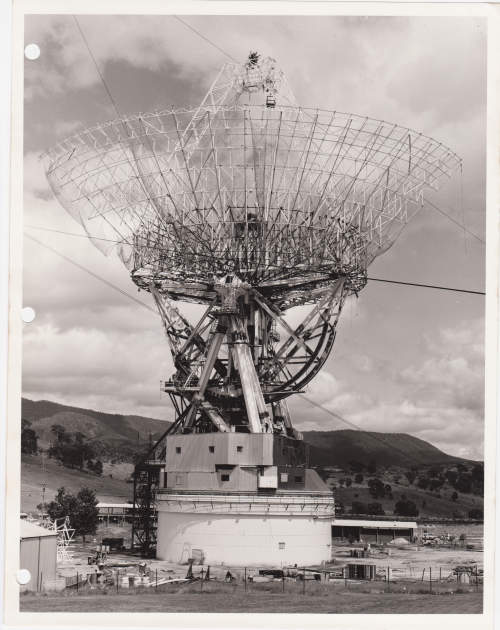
[22,14,486,459]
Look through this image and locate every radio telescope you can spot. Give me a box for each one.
[44,53,461,563]
[44,53,461,437]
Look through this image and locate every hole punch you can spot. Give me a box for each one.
[24,44,40,60]
[16,569,31,585]
[21,307,36,323]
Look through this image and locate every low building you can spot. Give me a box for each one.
[332,517,417,544]
[20,520,58,592]
[97,502,134,524]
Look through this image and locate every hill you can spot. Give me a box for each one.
[22,397,172,462]
[303,429,474,469]
[21,453,132,513]
[22,398,476,469]
[20,398,482,519]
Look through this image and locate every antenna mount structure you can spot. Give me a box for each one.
[43,53,461,438]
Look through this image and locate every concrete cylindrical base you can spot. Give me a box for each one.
[156,492,334,566]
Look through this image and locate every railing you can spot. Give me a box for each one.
[157,489,335,516]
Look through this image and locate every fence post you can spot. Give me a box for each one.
[156,568,158,590]
[76,572,79,593]
[302,568,306,595]
[439,567,442,582]
[387,567,390,592]
[344,566,347,589]
[429,567,432,593]
[244,567,247,591]
[200,568,204,592]
[116,569,119,593]
[282,572,285,593]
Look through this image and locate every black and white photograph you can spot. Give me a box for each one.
[2,2,497,626]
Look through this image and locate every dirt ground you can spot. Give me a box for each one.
[52,527,483,600]
[21,521,482,614]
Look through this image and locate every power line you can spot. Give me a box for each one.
[25,234,156,315]
[426,198,485,245]
[24,226,486,297]
[368,277,485,296]
[25,225,123,245]
[72,16,122,118]
[298,393,427,468]
[172,16,238,63]
[23,229,458,468]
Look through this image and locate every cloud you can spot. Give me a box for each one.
[291,317,484,459]
[21,15,486,460]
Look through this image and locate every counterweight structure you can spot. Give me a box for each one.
[44,53,461,563]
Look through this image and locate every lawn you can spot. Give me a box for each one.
[20,589,482,614]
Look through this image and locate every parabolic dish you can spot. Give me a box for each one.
[43,60,461,306]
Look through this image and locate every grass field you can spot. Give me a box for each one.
[20,588,482,614]
[21,454,132,512]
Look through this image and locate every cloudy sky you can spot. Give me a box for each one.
[22,14,486,459]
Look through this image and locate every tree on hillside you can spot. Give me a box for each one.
[367,502,385,516]
[429,478,444,492]
[417,476,429,490]
[429,465,442,478]
[354,473,364,484]
[445,469,458,486]
[451,491,458,502]
[468,508,483,520]
[405,470,417,485]
[45,486,99,542]
[50,424,71,444]
[349,460,364,474]
[394,494,419,517]
[87,459,103,476]
[367,478,385,499]
[21,419,38,455]
[455,474,472,494]
[49,426,95,470]
[367,459,377,474]
[351,501,385,516]
[471,465,484,494]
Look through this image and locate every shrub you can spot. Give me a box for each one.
[394,496,419,517]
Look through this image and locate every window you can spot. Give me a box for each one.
[221,474,230,482]
[294,475,303,483]
[175,447,181,454]
[280,473,288,483]
[175,475,183,486]
[209,446,215,453]
[236,445,243,453]
[278,542,285,550]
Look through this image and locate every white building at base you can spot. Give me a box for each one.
[155,433,334,566]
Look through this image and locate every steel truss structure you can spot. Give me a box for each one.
[44,52,461,436]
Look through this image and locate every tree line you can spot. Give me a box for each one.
[21,420,104,476]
